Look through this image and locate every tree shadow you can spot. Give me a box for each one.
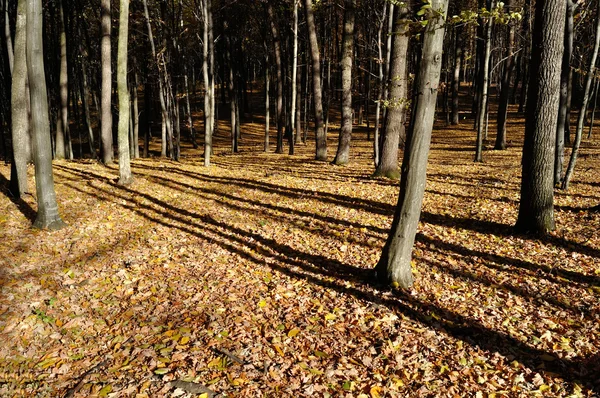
[56,164,600,392]
[0,172,36,223]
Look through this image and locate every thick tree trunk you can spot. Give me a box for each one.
[475,0,493,162]
[495,0,514,150]
[332,0,355,166]
[515,0,565,234]
[117,0,132,185]
[27,0,65,230]
[100,0,113,164]
[304,0,327,161]
[555,0,575,185]
[373,5,409,179]
[375,0,449,288]
[10,0,30,198]
[562,0,600,191]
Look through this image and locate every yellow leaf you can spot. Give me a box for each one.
[324,313,336,321]
[287,328,300,337]
[258,299,267,308]
[180,336,190,345]
[370,385,383,398]
[199,394,209,398]
[98,384,112,397]
[154,368,169,375]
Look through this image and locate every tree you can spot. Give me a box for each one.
[373,5,409,179]
[514,0,566,234]
[100,0,113,164]
[332,0,355,166]
[117,0,132,185]
[267,3,285,154]
[55,0,70,160]
[555,0,575,185]
[26,0,66,230]
[304,0,327,161]
[375,0,449,288]
[475,0,493,162]
[562,0,600,191]
[10,0,31,198]
[495,0,515,150]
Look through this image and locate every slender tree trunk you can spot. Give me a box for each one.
[184,68,196,148]
[117,0,132,184]
[132,67,139,158]
[27,0,66,230]
[373,5,409,179]
[515,0,565,234]
[55,0,68,160]
[332,0,354,166]
[264,53,270,152]
[202,0,213,166]
[100,0,113,164]
[495,0,514,150]
[475,0,493,162]
[10,0,31,197]
[304,0,327,161]
[79,35,94,158]
[562,0,600,191]
[375,0,449,288]
[3,0,13,74]
[289,0,299,155]
[227,32,238,153]
[451,25,462,126]
[373,1,387,167]
[555,0,575,185]
[267,3,284,154]
[588,79,599,138]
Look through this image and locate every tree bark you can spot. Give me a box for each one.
[375,0,449,288]
[451,25,462,126]
[10,0,31,198]
[267,3,284,154]
[332,0,355,166]
[475,0,493,162]
[304,0,327,161]
[264,52,270,152]
[515,0,565,234]
[117,0,132,185]
[100,0,113,164]
[4,0,13,73]
[562,0,600,191]
[27,0,66,230]
[55,0,69,160]
[373,1,388,167]
[289,0,299,155]
[373,5,409,179]
[495,0,514,150]
[555,0,575,185]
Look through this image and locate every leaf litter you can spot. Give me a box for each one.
[0,121,599,397]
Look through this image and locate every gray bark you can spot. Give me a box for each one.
[100,0,113,164]
[27,0,66,230]
[10,0,31,197]
[304,0,327,161]
[475,0,493,162]
[117,0,132,185]
[375,0,449,288]
[55,0,69,160]
[515,0,566,233]
[451,25,462,126]
[495,0,514,150]
[332,0,355,166]
[373,5,409,179]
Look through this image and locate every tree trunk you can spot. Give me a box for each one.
[132,68,139,158]
[515,0,565,234]
[117,0,132,185]
[201,0,213,166]
[267,3,284,154]
[373,5,409,179]
[227,32,238,153]
[27,0,66,230]
[495,0,514,150]
[373,1,387,167]
[304,0,327,161]
[55,0,68,160]
[184,69,196,148]
[3,0,13,74]
[555,0,575,185]
[451,25,462,126]
[289,0,299,155]
[562,0,600,191]
[332,0,354,166]
[375,0,449,288]
[475,0,493,162]
[10,0,30,198]
[100,0,113,164]
[264,53,270,152]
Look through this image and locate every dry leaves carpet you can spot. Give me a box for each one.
[1,123,599,397]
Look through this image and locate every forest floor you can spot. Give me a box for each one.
[1,106,600,397]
